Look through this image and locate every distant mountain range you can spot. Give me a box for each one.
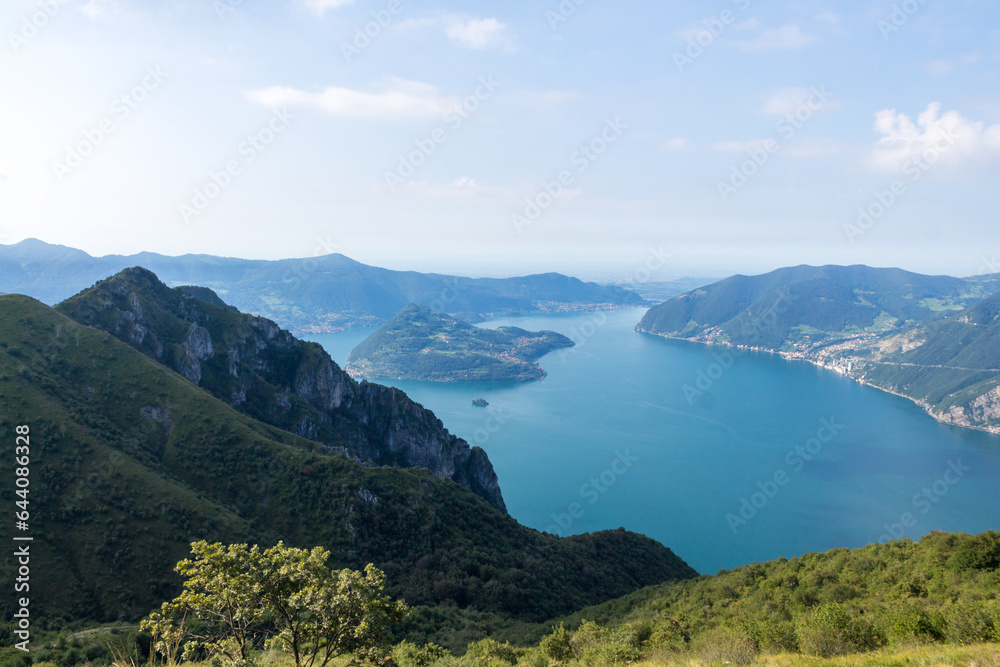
[0,269,696,630]
[0,239,646,333]
[636,264,1000,433]
[347,304,575,382]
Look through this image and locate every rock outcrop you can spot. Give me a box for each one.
[56,267,506,510]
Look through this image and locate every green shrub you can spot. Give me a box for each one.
[694,625,758,666]
[945,601,999,645]
[465,638,517,665]
[889,604,945,644]
[587,627,645,665]
[565,621,645,666]
[539,623,572,662]
[646,618,689,651]
[750,618,799,653]
[797,603,884,657]
[519,651,549,667]
[568,620,602,658]
[946,532,1000,573]
[394,640,451,666]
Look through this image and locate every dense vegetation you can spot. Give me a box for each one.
[3,531,998,666]
[0,294,695,636]
[514,530,1000,665]
[347,304,575,382]
[0,239,645,332]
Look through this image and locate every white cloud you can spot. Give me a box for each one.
[247,78,459,120]
[396,17,438,30]
[782,139,849,157]
[924,54,981,76]
[78,0,119,19]
[816,11,839,24]
[734,24,814,51]
[661,138,691,151]
[520,90,580,107]
[304,0,355,16]
[713,139,773,152]
[870,102,1000,171]
[925,59,953,76]
[392,177,513,199]
[445,17,513,51]
[763,88,816,116]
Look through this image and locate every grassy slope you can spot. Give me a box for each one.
[0,295,695,632]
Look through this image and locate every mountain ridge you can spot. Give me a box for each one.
[0,239,646,333]
[54,267,507,510]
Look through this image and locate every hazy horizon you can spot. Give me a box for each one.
[1,1,998,282]
[5,235,997,286]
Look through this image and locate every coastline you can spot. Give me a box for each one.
[635,327,1000,437]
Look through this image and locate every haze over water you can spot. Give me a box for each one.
[307,308,1000,574]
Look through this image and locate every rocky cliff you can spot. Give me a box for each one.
[56,267,506,510]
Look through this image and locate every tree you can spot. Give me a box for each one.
[142,541,407,667]
[261,544,406,667]
[142,541,269,666]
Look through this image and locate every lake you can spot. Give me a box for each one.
[305,308,1000,575]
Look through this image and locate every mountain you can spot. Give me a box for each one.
[347,304,575,382]
[636,264,1000,433]
[0,239,646,333]
[55,267,504,510]
[636,265,984,349]
[0,293,697,628]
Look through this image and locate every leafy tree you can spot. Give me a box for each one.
[142,541,269,666]
[264,552,407,667]
[143,541,407,667]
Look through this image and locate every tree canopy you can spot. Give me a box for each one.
[141,541,407,667]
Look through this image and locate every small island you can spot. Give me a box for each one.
[472,398,489,407]
[346,303,575,382]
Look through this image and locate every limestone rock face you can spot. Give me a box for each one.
[56,267,507,511]
[938,384,1000,433]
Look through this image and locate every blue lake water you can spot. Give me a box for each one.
[305,308,1000,575]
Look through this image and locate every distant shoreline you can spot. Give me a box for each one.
[635,328,1000,438]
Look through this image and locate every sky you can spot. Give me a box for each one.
[0,0,998,281]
